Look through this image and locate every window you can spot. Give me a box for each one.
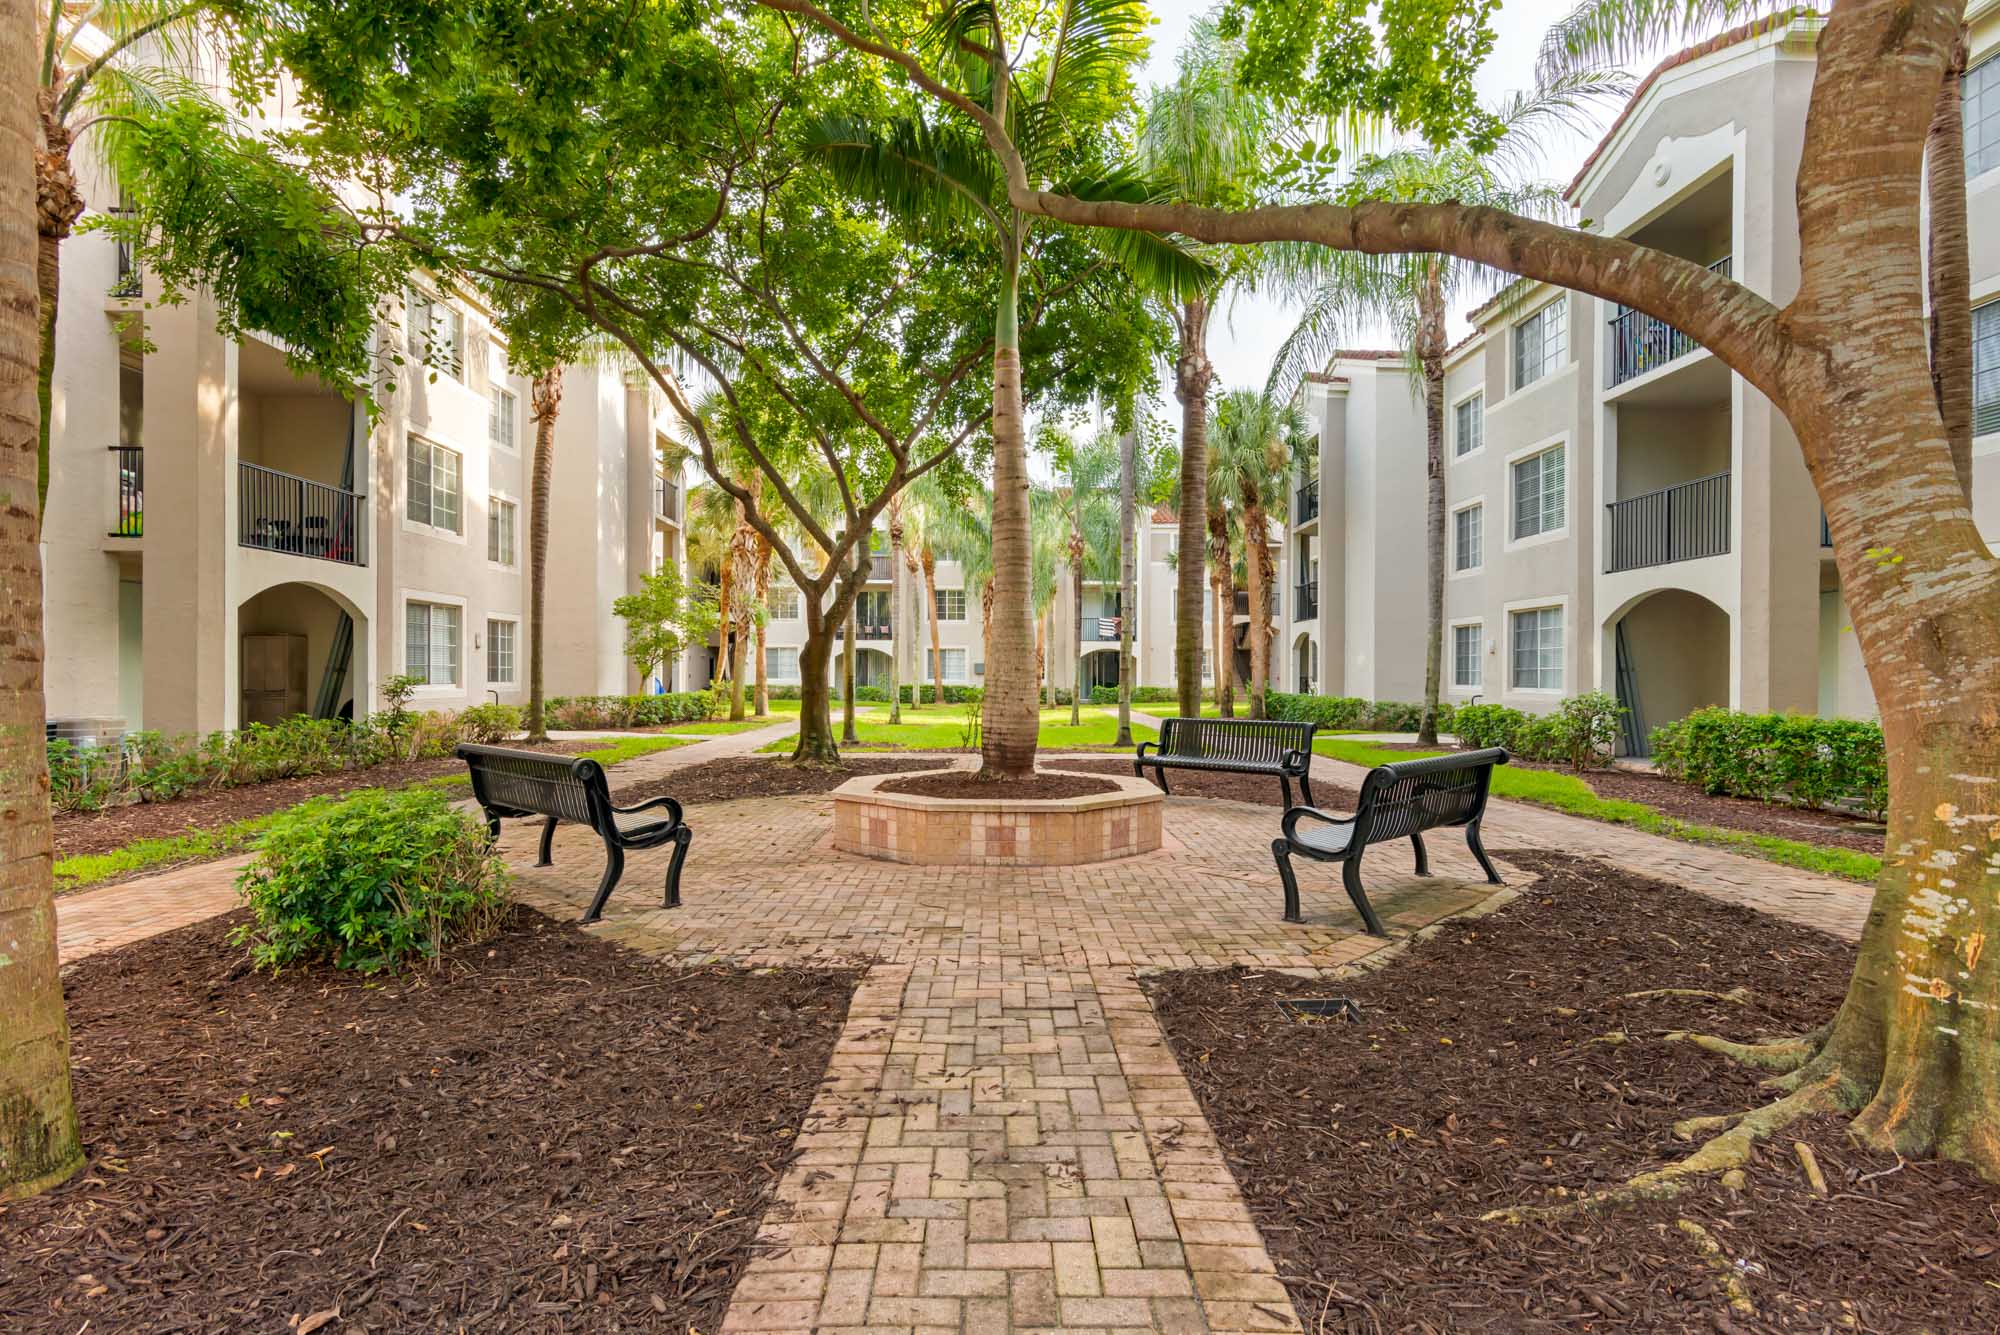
[1453,393,1484,456]
[931,647,968,682]
[1453,624,1482,688]
[1969,55,2000,179]
[405,601,461,686]
[409,290,465,378]
[1976,300,2000,437]
[1453,504,1483,572]
[935,587,967,621]
[489,387,517,450]
[488,498,517,565]
[1510,607,1564,691]
[1511,445,1566,540]
[407,436,463,533]
[769,585,801,620]
[1513,300,1568,389]
[766,647,801,682]
[486,618,516,685]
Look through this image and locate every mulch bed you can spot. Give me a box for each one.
[1051,757,1363,811]
[614,755,942,807]
[1,906,855,1333]
[53,740,599,862]
[1144,851,2000,1332]
[877,771,1119,800]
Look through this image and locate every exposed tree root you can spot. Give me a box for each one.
[1676,1219,1758,1319]
[1625,986,1752,1005]
[1664,1026,1828,1074]
[1671,1111,1747,1142]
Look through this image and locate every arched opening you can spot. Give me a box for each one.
[834,647,894,689]
[1607,588,1729,756]
[1081,646,1121,694]
[1292,632,1318,695]
[237,582,367,723]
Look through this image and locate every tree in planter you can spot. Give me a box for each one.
[775,0,2000,1183]
[611,564,715,695]
[1208,389,1309,720]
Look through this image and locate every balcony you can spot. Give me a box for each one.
[1085,615,1124,642]
[867,552,893,581]
[1608,257,1731,387]
[1231,588,1276,617]
[238,461,368,566]
[109,446,142,537]
[1604,471,1730,573]
[1295,581,1317,620]
[1294,478,1319,524]
[839,620,891,641]
[653,474,680,523]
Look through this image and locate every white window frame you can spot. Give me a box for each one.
[1449,617,1484,692]
[1974,296,2000,440]
[1968,53,2000,183]
[487,493,519,569]
[935,587,968,621]
[1451,497,1485,576]
[932,647,969,682]
[768,584,802,621]
[489,384,519,453]
[404,433,466,541]
[400,591,467,695]
[1505,435,1569,551]
[1450,388,1485,460]
[1511,297,1569,392]
[766,645,802,683]
[484,614,520,688]
[1504,598,1568,696]
[408,287,466,382]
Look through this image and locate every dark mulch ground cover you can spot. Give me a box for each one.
[0,907,855,1334]
[1051,757,1363,811]
[878,770,1118,800]
[1145,851,2000,1333]
[615,754,941,807]
[53,740,598,861]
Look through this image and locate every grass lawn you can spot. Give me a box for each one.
[1311,736,1881,882]
[665,715,795,736]
[755,704,1156,753]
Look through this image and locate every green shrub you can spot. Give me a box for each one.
[46,739,121,814]
[231,787,509,973]
[1088,685,1184,705]
[459,703,523,744]
[1543,691,1624,769]
[1650,707,1886,817]
[1267,692,1456,734]
[1451,703,1528,751]
[543,691,719,730]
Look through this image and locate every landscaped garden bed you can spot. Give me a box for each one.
[0,907,855,1332]
[613,754,941,806]
[1144,851,2000,1331]
[1053,755,1362,810]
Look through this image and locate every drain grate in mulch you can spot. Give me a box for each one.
[1145,851,2000,1332]
[1,906,856,1333]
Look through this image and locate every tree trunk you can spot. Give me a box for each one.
[980,244,1038,778]
[1242,501,1272,719]
[888,501,903,723]
[1116,427,1136,747]
[33,91,82,517]
[793,606,841,765]
[1173,295,1213,720]
[842,541,859,745]
[1034,611,1047,708]
[923,548,945,706]
[1926,26,1972,500]
[754,537,771,717]
[1070,546,1084,725]
[3,10,83,1199]
[1416,269,1447,747]
[526,367,563,742]
[1208,508,1236,717]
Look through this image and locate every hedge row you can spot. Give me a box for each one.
[1266,692,1456,734]
[1449,695,1624,770]
[540,690,723,730]
[1649,707,1886,818]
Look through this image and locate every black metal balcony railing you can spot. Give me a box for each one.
[867,552,893,581]
[1295,478,1319,524]
[1608,256,1732,386]
[239,461,368,566]
[1230,588,1276,616]
[653,475,679,522]
[840,621,891,641]
[1604,471,1731,573]
[1295,581,1318,620]
[109,446,142,537]
[111,208,142,299]
[1085,616,1123,642]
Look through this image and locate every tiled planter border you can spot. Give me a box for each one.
[831,762,1165,867]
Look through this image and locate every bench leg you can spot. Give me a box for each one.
[663,826,692,909]
[482,810,501,843]
[1411,831,1430,877]
[1467,822,1503,885]
[537,816,559,867]
[1153,765,1170,796]
[1343,853,1388,937]
[1280,775,1294,810]
[1273,838,1304,923]
[1300,772,1317,809]
[580,842,624,925]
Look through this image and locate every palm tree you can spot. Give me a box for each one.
[1046,431,1121,723]
[3,0,84,1199]
[1209,391,1309,719]
[1265,81,1612,742]
[807,0,1210,778]
[898,474,952,707]
[685,479,739,696]
[525,365,563,740]
[1202,439,1239,719]
[1114,421,1139,746]
[886,495,906,723]
[1137,20,1274,720]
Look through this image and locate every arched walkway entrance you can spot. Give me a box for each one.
[1081,646,1121,694]
[237,582,368,723]
[834,647,894,689]
[1605,588,1729,755]
[1292,632,1318,694]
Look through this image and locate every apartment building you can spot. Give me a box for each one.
[1286,6,2000,750]
[39,135,688,737]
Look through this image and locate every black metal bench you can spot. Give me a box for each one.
[1272,748,1508,935]
[1134,717,1320,807]
[456,743,692,924]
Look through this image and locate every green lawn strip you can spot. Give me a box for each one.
[660,716,795,737]
[576,734,699,767]
[754,706,1158,754]
[1311,737,1881,883]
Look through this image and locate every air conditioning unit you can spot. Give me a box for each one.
[45,716,128,752]
[972,662,985,676]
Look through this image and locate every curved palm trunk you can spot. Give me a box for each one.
[753,536,772,717]
[1242,500,1273,719]
[842,542,859,745]
[922,548,945,706]
[1416,268,1448,746]
[33,97,82,516]
[1926,27,1972,498]
[3,16,83,1199]
[980,246,1038,777]
[1173,296,1213,719]
[526,367,563,742]
[1207,508,1236,717]
[1116,427,1136,746]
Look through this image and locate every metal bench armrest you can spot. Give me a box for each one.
[1279,747,1312,773]
[1281,804,1356,845]
[1134,740,1156,760]
[610,793,684,827]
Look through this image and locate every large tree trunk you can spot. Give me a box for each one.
[979,245,1038,778]
[1173,295,1213,719]
[1242,501,1273,719]
[1416,269,1447,747]
[1069,544,1084,726]
[526,367,563,742]
[33,89,82,517]
[1116,426,1136,747]
[1926,25,1972,500]
[842,541,859,745]
[887,501,903,723]
[793,606,841,765]
[754,536,771,717]
[3,8,83,1199]
[1208,508,1236,717]
[923,548,945,706]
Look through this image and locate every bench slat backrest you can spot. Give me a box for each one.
[1158,717,1317,765]
[1353,748,1507,846]
[457,743,604,825]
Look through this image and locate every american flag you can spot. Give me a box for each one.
[1096,616,1122,639]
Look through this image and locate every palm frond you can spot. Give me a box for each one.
[1135,19,1273,208]
[1535,0,1802,85]
[1051,165,1219,299]
[802,115,1004,241]
[1037,0,1149,110]
[1480,68,1635,177]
